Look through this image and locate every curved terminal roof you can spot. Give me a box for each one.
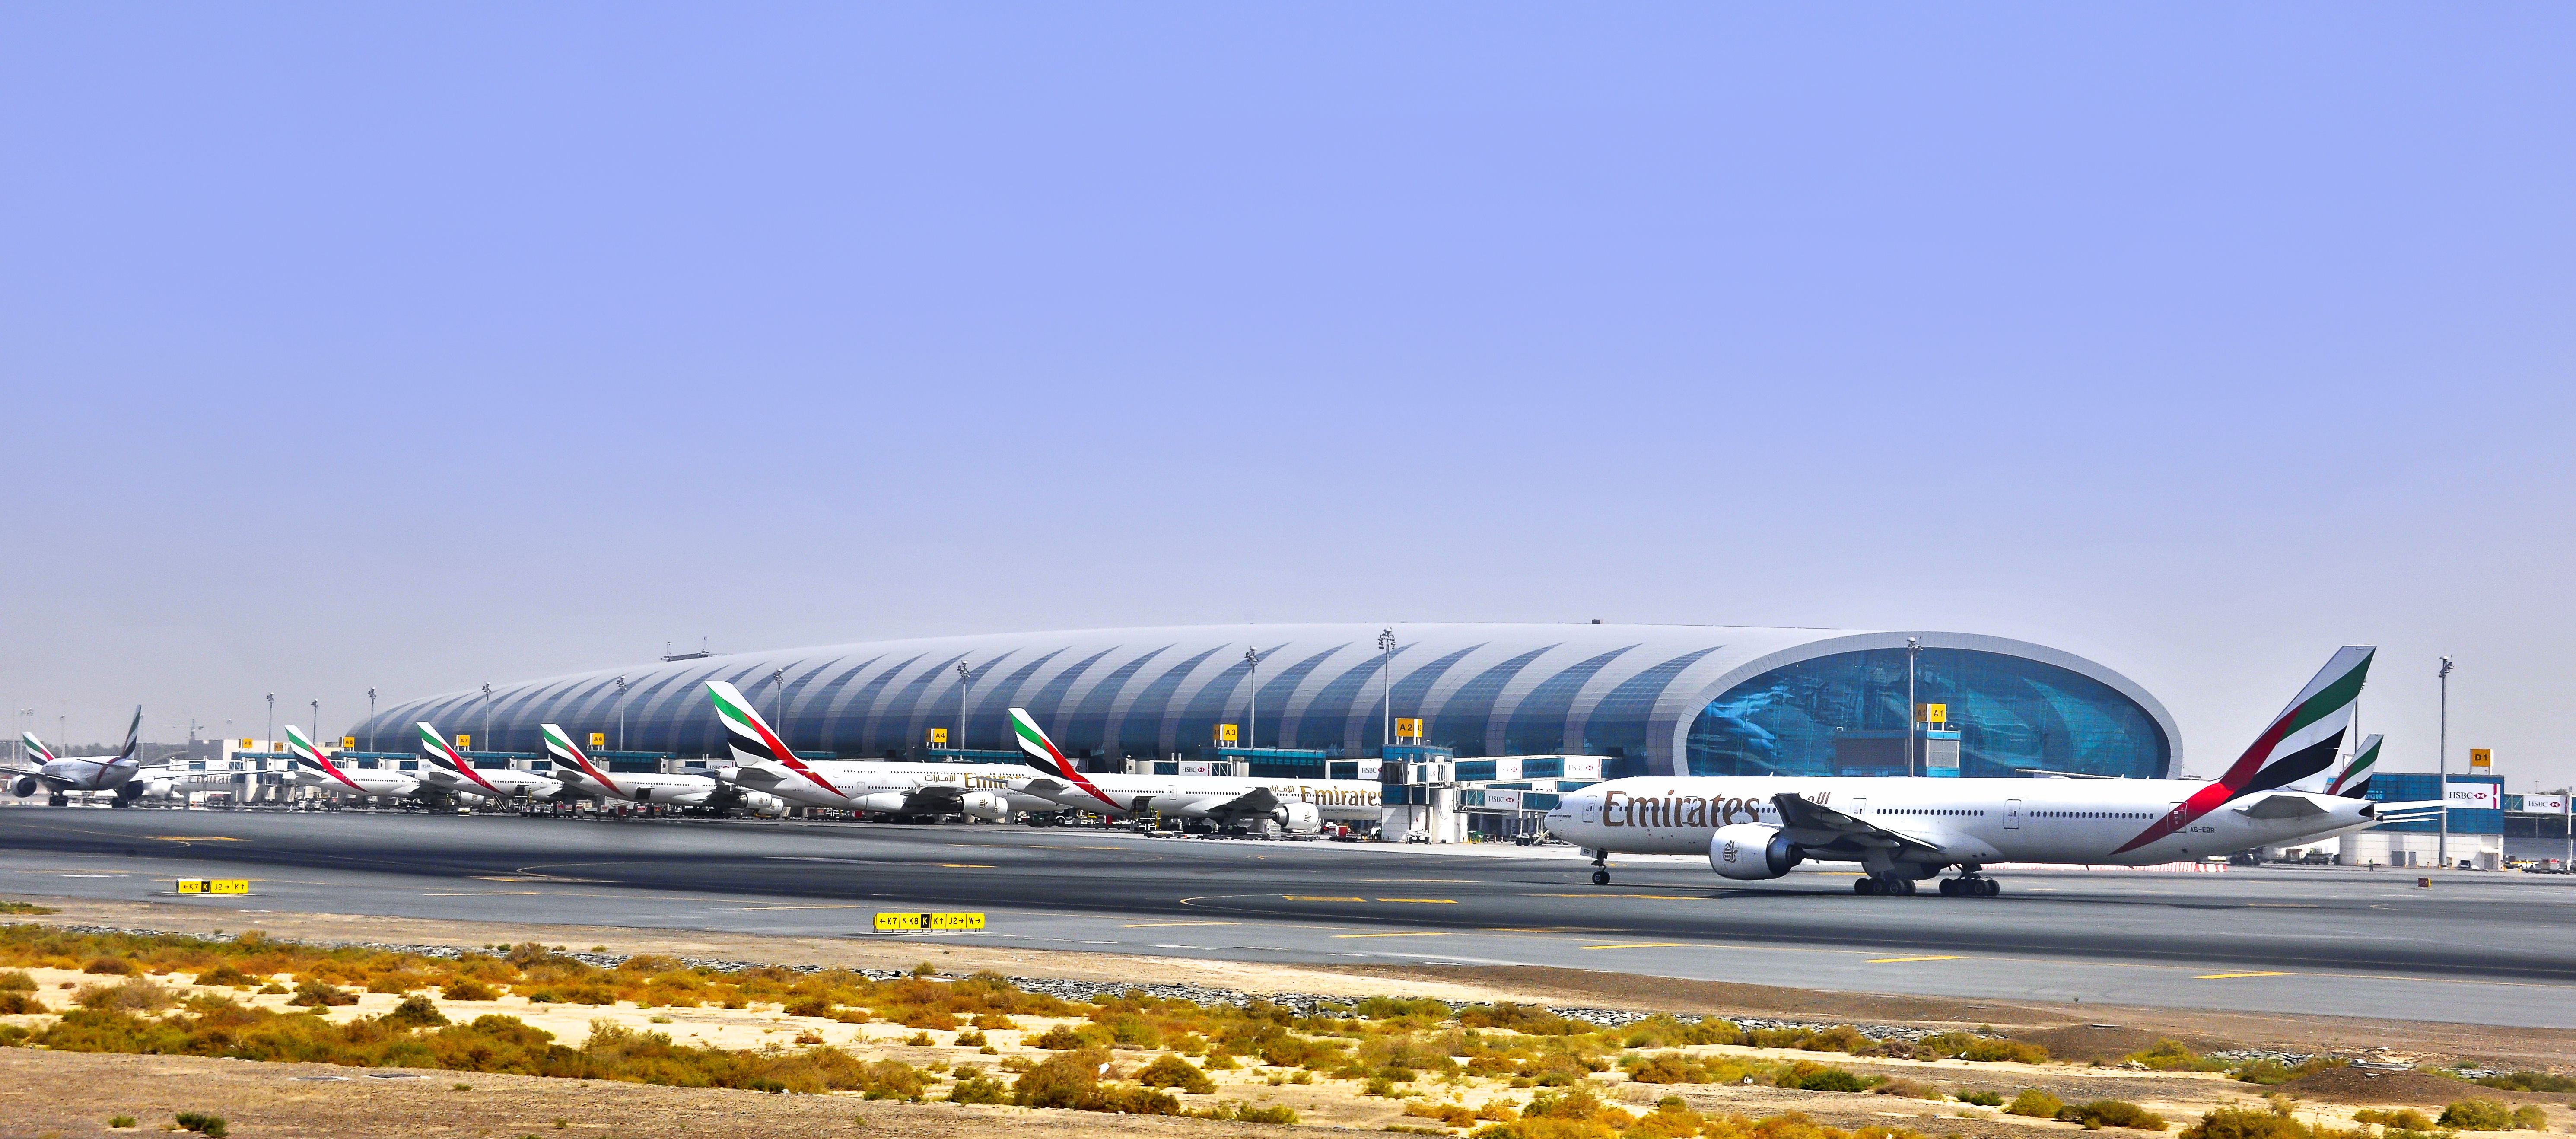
[354,623,2180,779]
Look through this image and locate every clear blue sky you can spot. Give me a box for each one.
[5,6,2570,785]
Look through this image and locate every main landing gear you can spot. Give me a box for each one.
[1939,875,2000,897]
[1855,874,1916,895]
[1590,849,1611,886]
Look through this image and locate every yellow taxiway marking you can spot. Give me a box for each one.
[1581,942,1688,951]
[1331,931,1451,939]
[149,835,246,842]
[936,863,997,869]
[1117,921,1240,929]
[2194,971,2291,980]
[737,904,867,911]
[424,891,544,897]
[1527,893,1711,900]
[1865,955,1965,964]
[1373,898,1457,904]
[1283,895,1366,902]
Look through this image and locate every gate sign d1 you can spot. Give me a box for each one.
[873,911,985,932]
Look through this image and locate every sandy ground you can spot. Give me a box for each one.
[3,897,2571,1137]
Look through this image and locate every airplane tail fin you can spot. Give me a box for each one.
[2219,646,2373,797]
[705,681,788,766]
[417,722,466,770]
[1008,708,1072,777]
[541,722,617,793]
[114,706,141,764]
[705,681,844,797]
[284,725,336,774]
[2326,734,2383,799]
[22,732,56,765]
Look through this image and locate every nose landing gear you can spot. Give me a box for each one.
[1590,849,1611,886]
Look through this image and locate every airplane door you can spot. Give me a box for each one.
[1848,798,1867,818]
[1579,798,1597,824]
[2004,799,2021,829]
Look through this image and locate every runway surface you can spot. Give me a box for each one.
[3,806,2572,1028]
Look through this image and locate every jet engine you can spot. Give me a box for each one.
[959,791,1009,822]
[1271,802,1323,834]
[1708,823,1801,881]
[735,791,787,818]
[9,776,37,798]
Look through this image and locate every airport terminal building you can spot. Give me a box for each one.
[353,624,2180,781]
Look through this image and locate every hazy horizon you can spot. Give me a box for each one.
[5,5,2570,789]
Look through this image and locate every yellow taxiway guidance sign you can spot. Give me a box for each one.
[176,879,249,895]
[873,911,984,933]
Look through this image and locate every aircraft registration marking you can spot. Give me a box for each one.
[2194,971,2291,980]
[1865,955,1965,964]
[1581,942,1687,950]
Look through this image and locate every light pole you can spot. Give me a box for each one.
[366,688,377,752]
[1905,637,1921,778]
[2437,656,2453,870]
[613,676,629,752]
[480,683,493,756]
[954,659,972,754]
[1243,646,1265,751]
[310,700,320,748]
[14,709,28,764]
[264,694,274,754]
[1377,629,1397,752]
[770,668,786,730]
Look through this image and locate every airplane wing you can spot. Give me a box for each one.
[901,785,968,812]
[1194,785,1282,818]
[0,766,70,791]
[1769,792,1948,859]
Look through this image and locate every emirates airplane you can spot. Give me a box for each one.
[538,722,784,815]
[6,707,169,806]
[416,722,566,802]
[1004,707,1384,834]
[703,681,1056,821]
[1546,647,2423,897]
[285,725,421,802]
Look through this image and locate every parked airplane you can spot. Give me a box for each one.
[539,722,785,815]
[5,706,165,806]
[1545,646,2414,896]
[1004,707,1382,834]
[416,722,564,802]
[701,682,1048,820]
[284,725,421,801]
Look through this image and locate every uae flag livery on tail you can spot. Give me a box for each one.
[1008,708,1121,812]
[286,725,365,792]
[2327,734,2383,799]
[540,723,619,795]
[2115,645,2373,854]
[418,722,506,796]
[705,681,843,797]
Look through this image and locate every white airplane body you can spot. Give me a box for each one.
[1546,647,2424,895]
[6,708,175,805]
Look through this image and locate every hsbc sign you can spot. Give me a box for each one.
[2442,781,2499,809]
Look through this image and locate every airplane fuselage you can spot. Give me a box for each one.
[1546,776,2376,872]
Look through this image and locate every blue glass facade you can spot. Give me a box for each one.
[354,625,2178,779]
[1683,648,2169,779]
